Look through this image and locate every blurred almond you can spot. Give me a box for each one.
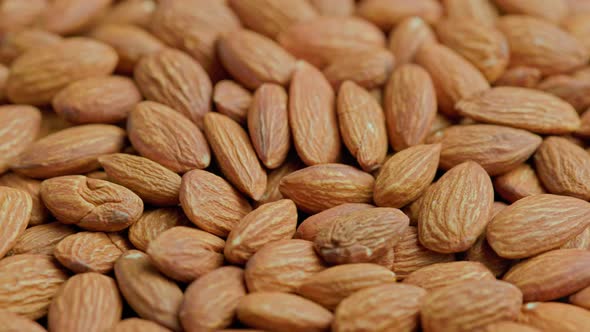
[570,285,590,309]
[537,73,590,112]
[37,0,111,35]
[480,321,541,332]
[323,49,394,90]
[309,0,354,16]
[443,0,499,27]
[388,16,435,66]
[7,222,75,256]
[563,14,590,52]
[0,0,47,37]
[518,302,590,332]
[214,80,252,125]
[129,208,188,252]
[494,0,568,23]
[0,187,32,259]
[0,105,41,175]
[494,66,542,88]
[110,318,172,332]
[0,309,47,332]
[0,28,62,64]
[295,203,375,241]
[357,0,443,30]
[494,164,546,202]
[54,231,127,273]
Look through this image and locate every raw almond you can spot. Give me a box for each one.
[480,321,541,332]
[0,0,47,37]
[0,63,7,100]
[309,0,354,16]
[443,0,499,27]
[40,175,143,231]
[7,222,75,256]
[357,0,442,30]
[570,285,590,309]
[323,49,394,89]
[518,302,590,331]
[114,250,183,331]
[295,203,374,241]
[494,0,568,23]
[48,273,122,332]
[0,309,47,332]
[98,0,156,28]
[127,101,211,173]
[214,80,252,125]
[204,112,267,200]
[388,16,435,66]
[54,231,127,273]
[129,208,188,252]
[0,28,62,64]
[0,105,41,175]
[563,14,590,53]
[0,173,49,226]
[537,73,590,112]
[503,248,590,301]
[256,158,301,206]
[562,226,590,249]
[494,66,542,88]
[465,235,511,277]
[493,164,546,202]
[0,187,32,258]
[37,0,111,35]
[110,318,172,332]
[403,261,495,290]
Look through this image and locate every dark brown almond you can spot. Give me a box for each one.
[0,28,62,65]
[0,308,47,332]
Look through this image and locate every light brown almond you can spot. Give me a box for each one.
[129,208,188,252]
[562,226,590,249]
[295,203,375,241]
[0,308,47,332]
[0,28,62,65]
[537,73,590,113]
[480,321,541,332]
[0,173,47,226]
[323,49,394,90]
[309,0,354,16]
[98,0,156,28]
[37,0,111,35]
[0,0,48,37]
[403,261,494,290]
[563,14,590,53]
[494,164,546,203]
[214,80,252,125]
[388,16,435,66]
[570,285,590,309]
[495,0,568,23]
[443,0,499,27]
[54,231,126,273]
[7,222,75,256]
[0,105,41,175]
[518,302,590,332]
[357,0,442,30]
[494,66,542,88]
[0,187,32,259]
[256,158,302,206]
[465,234,512,277]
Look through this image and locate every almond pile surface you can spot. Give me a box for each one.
[2,0,590,331]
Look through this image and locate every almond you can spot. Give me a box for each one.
[309,0,354,16]
[0,28,62,64]
[0,0,47,37]
[374,144,440,208]
[494,164,546,203]
[314,207,409,264]
[480,321,541,332]
[456,87,580,134]
[147,226,225,282]
[0,63,7,100]
[563,14,590,53]
[110,318,172,332]
[518,302,590,331]
[247,83,290,169]
[323,49,394,90]
[37,0,111,35]
[575,108,590,138]
[494,66,542,88]
[0,187,32,259]
[48,273,122,332]
[12,124,125,179]
[421,280,523,332]
[256,158,302,206]
[295,203,375,241]
[537,73,590,113]
[99,153,181,206]
[356,0,443,30]
[415,42,490,116]
[114,250,183,331]
[465,235,511,277]
[204,112,267,200]
[180,169,252,237]
[534,136,590,200]
[244,239,326,292]
[388,16,435,66]
[429,124,542,175]
[129,208,188,252]
[7,222,75,256]
[0,254,67,319]
[0,105,41,175]
[570,285,590,309]
[562,226,590,249]
[494,0,568,23]
[297,263,396,309]
[214,80,252,125]
[236,292,333,332]
[403,261,494,290]
[0,309,47,332]
[443,0,499,27]
[54,231,126,273]
[134,49,212,128]
[0,173,48,226]
[98,0,156,28]
[127,101,211,173]
[289,61,341,165]
[503,248,590,301]
[418,161,494,253]
[333,283,426,332]
[225,199,297,265]
[6,37,117,105]
[40,175,143,231]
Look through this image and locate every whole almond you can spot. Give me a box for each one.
[314,207,409,264]
[214,80,252,125]
[309,0,354,16]
[180,266,246,331]
[225,199,297,264]
[12,124,125,178]
[147,226,225,282]
[40,175,143,231]
[494,164,546,202]
[99,0,156,28]
[0,173,47,226]
[0,254,67,319]
[0,28,62,64]
[418,161,494,253]
[129,208,188,252]
[289,61,341,165]
[404,261,495,290]
[236,292,333,332]
[388,16,435,66]
[494,0,568,23]
[297,263,396,310]
[244,239,326,292]
[357,0,442,30]
[7,222,75,256]
[127,101,211,173]
[503,248,590,301]
[52,76,141,124]
[384,64,437,151]
[534,136,590,200]
[537,73,590,113]
[0,105,41,175]
[421,280,523,332]
[374,144,440,208]
[333,283,426,332]
[570,285,590,309]
[279,164,374,213]
[295,203,374,241]
[114,250,183,331]
[204,112,267,200]
[248,83,290,169]
[443,0,499,27]
[415,42,490,116]
[180,169,252,237]
[480,321,541,332]
[48,273,122,332]
[430,124,542,175]
[0,187,32,258]
[465,235,511,277]
[563,14,590,53]
[518,302,590,332]
[110,318,172,332]
[0,0,47,37]
[323,50,394,90]
[494,66,542,88]
[37,0,111,35]
[6,37,117,105]
[0,309,47,332]
[256,158,302,206]
[54,231,126,273]
[99,153,181,206]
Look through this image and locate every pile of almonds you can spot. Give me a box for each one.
[2,0,590,331]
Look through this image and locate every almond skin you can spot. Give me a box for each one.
[494,66,542,88]
[562,226,590,250]
[204,112,267,200]
[180,266,246,331]
[493,164,546,203]
[54,231,126,274]
[6,37,118,105]
[537,73,590,113]
[0,187,32,259]
[421,280,523,332]
[236,292,333,332]
[48,273,122,332]
[374,144,440,208]
[256,158,302,206]
[225,199,297,265]
[0,0,48,37]
[12,124,125,179]
[495,0,568,24]
[147,226,225,283]
[480,321,541,332]
[403,261,495,291]
[0,309,47,332]
[214,80,252,125]
[98,0,156,28]
[503,249,590,301]
[297,263,396,310]
[429,124,542,176]
[314,207,409,264]
[180,169,252,237]
[279,164,374,214]
[99,153,182,206]
[6,222,75,256]
[570,285,590,309]
[289,61,341,165]
[518,302,590,332]
[534,136,590,200]
[456,87,581,134]
[323,49,394,90]
[109,318,172,332]
[384,64,437,151]
[0,254,68,319]
[247,83,290,169]
[114,250,183,332]
[129,208,188,252]
[127,101,211,173]
[418,161,494,253]
[443,0,499,27]
[244,239,326,292]
[0,105,41,174]
[388,16,435,66]
[0,28,62,65]
[37,0,111,35]
[309,0,354,16]
[465,235,511,277]
[134,48,212,128]
[52,75,141,124]
[333,283,426,332]
[295,203,375,241]
[40,175,143,231]
[415,42,490,116]
[356,0,442,30]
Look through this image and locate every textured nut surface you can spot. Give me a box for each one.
[295,203,374,242]
[493,164,546,203]
[0,308,47,332]
[518,302,590,332]
[0,187,32,259]
[214,80,252,125]
[54,231,126,274]
[404,261,495,291]
[0,105,41,175]
[389,16,435,66]
[129,208,188,252]
[323,49,394,90]
[6,222,75,256]
[356,0,442,30]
